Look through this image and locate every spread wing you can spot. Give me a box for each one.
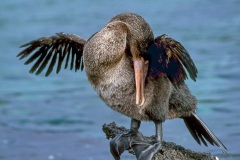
[144,34,198,85]
[17,32,86,76]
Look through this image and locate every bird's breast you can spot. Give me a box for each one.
[85,53,175,122]
[85,55,152,120]
[87,55,136,104]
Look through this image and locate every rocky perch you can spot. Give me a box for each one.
[102,122,219,160]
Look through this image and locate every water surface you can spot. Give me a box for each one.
[0,0,240,159]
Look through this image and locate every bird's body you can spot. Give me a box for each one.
[84,13,196,122]
[17,12,227,160]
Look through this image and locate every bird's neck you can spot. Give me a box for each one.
[83,25,128,76]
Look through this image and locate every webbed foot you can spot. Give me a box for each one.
[110,131,132,160]
[131,137,162,160]
[109,119,163,160]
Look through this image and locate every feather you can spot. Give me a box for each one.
[56,44,64,74]
[45,52,57,76]
[183,113,227,153]
[17,32,86,76]
[144,34,198,85]
[64,44,71,69]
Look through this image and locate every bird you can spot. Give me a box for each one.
[17,12,227,160]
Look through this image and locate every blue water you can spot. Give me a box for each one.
[1,0,240,160]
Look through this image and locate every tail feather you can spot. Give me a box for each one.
[183,113,227,153]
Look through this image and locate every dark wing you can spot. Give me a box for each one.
[17,32,86,76]
[144,34,198,85]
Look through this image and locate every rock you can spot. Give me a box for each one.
[102,122,217,160]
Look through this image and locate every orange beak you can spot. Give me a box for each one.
[133,57,147,106]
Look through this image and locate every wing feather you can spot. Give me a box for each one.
[145,34,198,85]
[30,51,47,75]
[64,44,71,69]
[70,49,75,71]
[17,32,86,76]
[56,45,64,74]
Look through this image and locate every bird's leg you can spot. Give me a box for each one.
[131,121,163,160]
[110,119,141,160]
[155,121,163,143]
[130,118,141,132]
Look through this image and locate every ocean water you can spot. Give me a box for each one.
[0,0,240,160]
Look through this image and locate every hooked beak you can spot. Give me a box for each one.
[133,57,147,106]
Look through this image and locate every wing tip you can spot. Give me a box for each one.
[19,43,30,48]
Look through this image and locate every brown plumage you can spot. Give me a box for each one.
[17,12,227,160]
